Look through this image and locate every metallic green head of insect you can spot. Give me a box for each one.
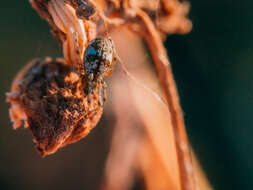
[83,37,116,79]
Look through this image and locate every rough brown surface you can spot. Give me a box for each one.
[7,58,105,157]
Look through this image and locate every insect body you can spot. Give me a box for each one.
[74,0,96,19]
[83,38,116,105]
[84,38,115,78]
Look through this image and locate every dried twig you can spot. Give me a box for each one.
[101,76,141,190]
[108,28,209,190]
[135,9,196,190]
[108,3,195,189]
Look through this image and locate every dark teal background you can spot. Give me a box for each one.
[1,1,252,190]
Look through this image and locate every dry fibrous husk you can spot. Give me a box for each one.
[7,58,105,156]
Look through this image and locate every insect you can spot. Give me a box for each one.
[6,37,116,157]
[83,37,116,105]
[74,0,96,19]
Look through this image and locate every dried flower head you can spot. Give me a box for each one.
[6,57,109,156]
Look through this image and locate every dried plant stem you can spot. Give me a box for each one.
[102,78,141,190]
[108,28,180,190]
[135,9,196,190]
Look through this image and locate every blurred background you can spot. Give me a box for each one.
[0,1,253,190]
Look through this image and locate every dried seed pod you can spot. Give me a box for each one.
[6,57,106,157]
